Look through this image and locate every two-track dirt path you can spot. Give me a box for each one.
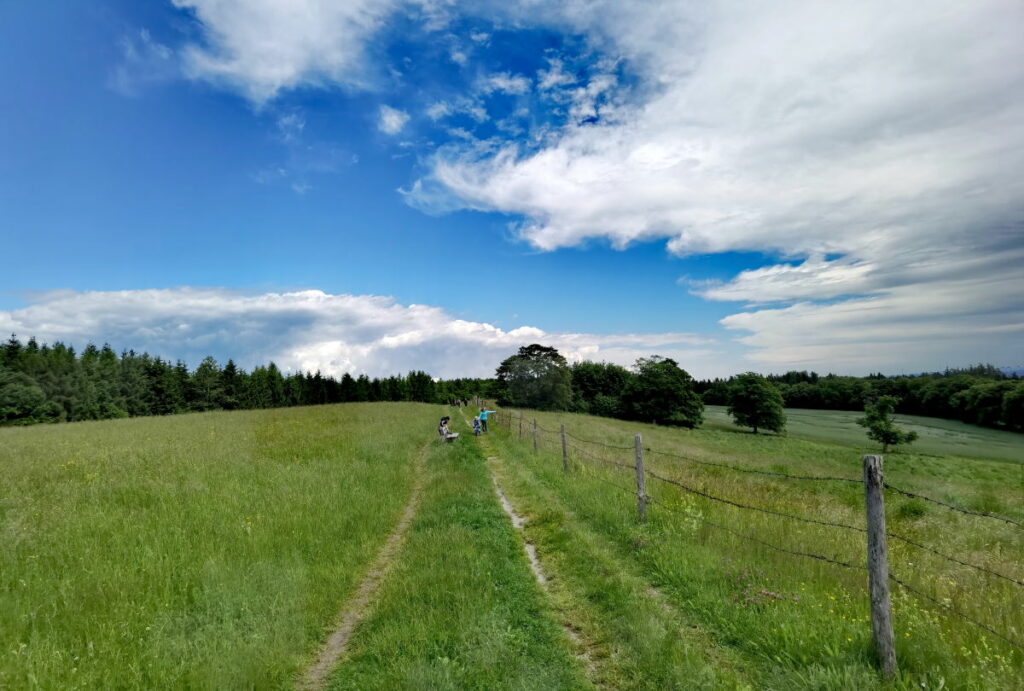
[458,409,601,684]
[297,440,430,690]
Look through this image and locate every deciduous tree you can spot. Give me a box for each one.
[620,356,703,427]
[727,372,786,434]
[496,344,572,410]
[857,396,918,452]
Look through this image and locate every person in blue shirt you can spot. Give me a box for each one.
[478,408,495,433]
[472,416,481,435]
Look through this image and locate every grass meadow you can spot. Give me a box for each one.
[3,401,1021,688]
[0,403,440,688]
[492,407,1023,688]
[704,404,1024,464]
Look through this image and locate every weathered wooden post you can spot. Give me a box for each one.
[561,424,569,473]
[518,413,524,441]
[634,434,647,521]
[532,418,538,453]
[864,454,897,678]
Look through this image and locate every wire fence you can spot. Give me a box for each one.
[490,408,1024,661]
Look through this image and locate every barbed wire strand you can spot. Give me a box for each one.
[889,574,1024,652]
[647,496,866,572]
[886,532,1024,589]
[570,443,637,472]
[884,484,1024,529]
[565,431,636,451]
[645,469,867,534]
[536,419,863,484]
[572,457,641,497]
[646,447,863,484]
[565,434,1021,590]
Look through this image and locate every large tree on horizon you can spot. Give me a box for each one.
[620,356,703,428]
[496,344,572,410]
[727,372,786,434]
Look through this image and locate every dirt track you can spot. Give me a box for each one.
[297,440,429,690]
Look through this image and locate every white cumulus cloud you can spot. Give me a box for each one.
[171,0,398,102]
[378,105,410,134]
[406,0,1024,369]
[0,289,721,378]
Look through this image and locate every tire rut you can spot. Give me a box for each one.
[460,408,602,686]
[297,440,430,690]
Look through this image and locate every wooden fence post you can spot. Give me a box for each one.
[518,413,524,441]
[561,424,569,473]
[532,419,538,453]
[634,434,647,521]
[864,454,897,678]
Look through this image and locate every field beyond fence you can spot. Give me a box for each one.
[493,407,1024,688]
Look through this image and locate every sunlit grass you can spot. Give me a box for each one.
[327,414,585,689]
[495,407,1024,689]
[0,403,440,688]
[704,404,1024,464]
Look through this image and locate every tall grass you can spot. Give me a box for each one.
[0,403,439,688]
[493,408,1024,688]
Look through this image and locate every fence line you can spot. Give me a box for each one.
[562,420,864,483]
[646,447,864,484]
[645,469,868,534]
[566,430,1023,589]
[647,496,867,572]
[490,408,1024,666]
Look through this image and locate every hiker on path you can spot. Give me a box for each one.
[438,416,459,442]
[472,416,481,436]
[478,408,495,433]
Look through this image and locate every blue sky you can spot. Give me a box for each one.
[1,1,1022,378]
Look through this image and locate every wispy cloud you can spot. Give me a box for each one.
[479,71,531,95]
[107,29,177,97]
[537,58,575,90]
[252,108,354,193]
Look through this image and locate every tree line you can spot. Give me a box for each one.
[3,334,1020,435]
[697,366,1024,432]
[0,336,493,425]
[496,346,1022,434]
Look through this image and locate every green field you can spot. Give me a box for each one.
[704,405,1024,463]
[0,404,441,687]
[2,403,1022,688]
[495,406,1023,688]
